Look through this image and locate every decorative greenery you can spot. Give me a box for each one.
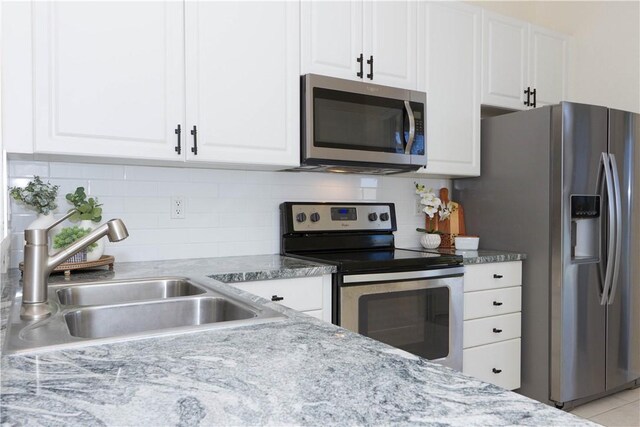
[415,183,457,233]
[65,187,103,222]
[9,176,60,215]
[53,226,97,252]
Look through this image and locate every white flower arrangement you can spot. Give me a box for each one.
[415,183,456,221]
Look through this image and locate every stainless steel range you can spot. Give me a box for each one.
[280,202,464,370]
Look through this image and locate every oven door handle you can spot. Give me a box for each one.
[342,267,465,284]
[404,100,416,155]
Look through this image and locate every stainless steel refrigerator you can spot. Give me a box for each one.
[454,102,639,408]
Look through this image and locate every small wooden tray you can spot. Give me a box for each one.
[20,255,115,277]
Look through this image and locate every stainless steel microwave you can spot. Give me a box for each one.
[298,74,426,174]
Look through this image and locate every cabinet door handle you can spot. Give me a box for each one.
[493,328,503,333]
[492,368,502,374]
[532,88,537,108]
[271,295,284,302]
[366,55,374,80]
[493,274,503,279]
[493,301,503,306]
[190,125,198,155]
[524,87,531,106]
[356,53,364,78]
[174,124,182,155]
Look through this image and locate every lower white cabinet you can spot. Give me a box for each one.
[231,275,332,322]
[463,261,522,390]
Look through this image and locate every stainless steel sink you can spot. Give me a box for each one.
[3,276,285,354]
[65,297,255,339]
[56,277,207,306]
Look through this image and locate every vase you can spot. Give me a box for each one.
[80,220,105,262]
[26,212,56,230]
[420,233,441,249]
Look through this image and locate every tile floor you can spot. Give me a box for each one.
[570,387,640,426]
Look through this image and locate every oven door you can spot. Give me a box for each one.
[302,74,426,169]
[340,268,463,371]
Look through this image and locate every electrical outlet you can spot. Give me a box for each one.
[171,196,186,219]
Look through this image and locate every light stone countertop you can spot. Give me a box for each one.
[406,248,527,265]
[0,255,591,426]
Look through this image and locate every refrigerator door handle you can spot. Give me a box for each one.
[597,152,616,305]
[607,153,622,305]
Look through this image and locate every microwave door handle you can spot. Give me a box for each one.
[404,101,416,155]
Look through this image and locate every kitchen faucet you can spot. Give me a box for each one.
[20,210,129,320]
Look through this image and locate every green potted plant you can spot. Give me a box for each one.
[65,187,103,223]
[53,226,98,264]
[9,176,60,229]
[61,186,106,262]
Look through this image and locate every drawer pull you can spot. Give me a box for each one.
[493,328,503,333]
[492,301,503,306]
[493,274,503,279]
[271,295,284,302]
[492,368,502,374]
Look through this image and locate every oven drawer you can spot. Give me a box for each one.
[232,276,324,312]
[463,338,521,390]
[463,261,522,292]
[463,313,521,348]
[464,286,521,320]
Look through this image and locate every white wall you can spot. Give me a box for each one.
[473,1,640,113]
[7,161,447,268]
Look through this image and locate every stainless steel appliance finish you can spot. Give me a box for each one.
[340,269,464,370]
[3,277,285,354]
[297,74,427,174]
[454,102,639,407]
[280,202,464,371]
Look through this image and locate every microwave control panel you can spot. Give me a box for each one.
[284,203,395,233]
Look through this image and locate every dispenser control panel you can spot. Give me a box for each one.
[571,195,600,218]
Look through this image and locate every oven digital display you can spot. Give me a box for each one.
[331,207,357,221]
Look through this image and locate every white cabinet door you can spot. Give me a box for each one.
[481,11,529,110]
[364,0,417,90]
[185,1,299,168]
[419,2,480,177]
[301,0,363,81]
[529,25,567,107]
[33,2,184,160]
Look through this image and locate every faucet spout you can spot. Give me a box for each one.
[21,218,129,320]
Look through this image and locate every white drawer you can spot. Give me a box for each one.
[464,313,521,348]
[464,261,522,292]
[463,338,521,390]
[232,276,323,312]
[464,286,521,320]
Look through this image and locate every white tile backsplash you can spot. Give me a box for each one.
[7,160,449,267]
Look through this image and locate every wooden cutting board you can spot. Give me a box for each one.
[439,188,466,236]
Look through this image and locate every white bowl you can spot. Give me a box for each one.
[455,236,479,250]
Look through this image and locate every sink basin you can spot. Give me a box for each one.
[56,277,206,306]
[3,276,285,354]
[65,297,255,339]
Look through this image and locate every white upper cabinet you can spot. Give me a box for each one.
[481,10,568,110]
[301,1,363,81]
[529,25,568,107]
[301,0,417,90]
[33,2,185,160]
[418,2,481,177]
[364,1,417,89]
[481,11,529,110]
[185,1,299,167]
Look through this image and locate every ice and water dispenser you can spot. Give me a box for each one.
[570,195,600,261]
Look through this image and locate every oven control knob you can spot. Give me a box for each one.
[368,213,378,221]
[310,212,320,222]
[380,212,390,222]
[295,213,307,223]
